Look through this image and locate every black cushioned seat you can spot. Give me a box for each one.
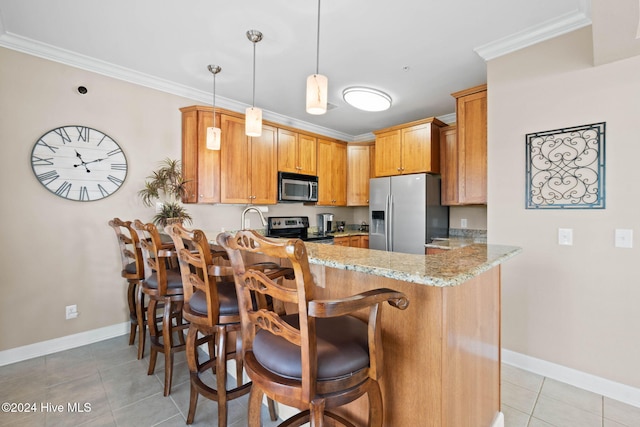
[254,314,369,381]
[189,282,239,316]
[143,270,183,290]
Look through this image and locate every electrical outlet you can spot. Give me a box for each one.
[615,229,633,248]
[460,219,468,228]
[65,304,78,320]
[558,228,573,246]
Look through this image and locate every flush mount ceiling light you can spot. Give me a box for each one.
[206,64,221,150]
[343,87,392,112]
[306,0,328,115]
[245,29,263,137]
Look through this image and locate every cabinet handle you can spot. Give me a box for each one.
[397,167,401,171]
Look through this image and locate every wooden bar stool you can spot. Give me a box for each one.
[218,230,409,427]
[108,218,146,359]
[133,219,187,396]
[165,223,292,426]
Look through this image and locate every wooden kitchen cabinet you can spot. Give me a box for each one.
[347,143,372,206]
[439,125,458,205]
[317,139,347,206]
[277,129,317,176]
[180,106,221,204]
[220,115,277,204]
[373,117,444,177]
[445,84,487,205]
[334,236,350,247]
[334,235,369,248]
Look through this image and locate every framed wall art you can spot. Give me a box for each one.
[525,122,606,209]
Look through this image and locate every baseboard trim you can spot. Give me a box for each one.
[0,322,129,367]
[502,349,640,408]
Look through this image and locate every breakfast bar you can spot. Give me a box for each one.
[288,242,521,426]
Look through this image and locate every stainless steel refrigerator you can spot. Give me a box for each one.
[369,173,449,254]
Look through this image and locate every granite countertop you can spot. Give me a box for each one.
[303,242,521,287]
[424,237,480,250]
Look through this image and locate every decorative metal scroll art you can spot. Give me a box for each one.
[525,122,605,209]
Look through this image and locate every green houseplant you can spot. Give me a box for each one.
[138,158,193,228]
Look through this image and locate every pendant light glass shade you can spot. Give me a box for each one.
[206,64,222,150]
[246,30,263,137]
[245,107,262,137]
[306,73,328,115]
[306,0,327,115]
[206,127,221,150]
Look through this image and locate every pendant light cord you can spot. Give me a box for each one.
[212,72,217,127]
[252,41,256,108]
[315,0,321,75]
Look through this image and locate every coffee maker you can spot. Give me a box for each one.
[317,213,334,236]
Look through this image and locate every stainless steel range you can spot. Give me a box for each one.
[266,216,334,244]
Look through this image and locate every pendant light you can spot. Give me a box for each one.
[306,0,328,115]
[206,65,222,150]
[245,30,263,137]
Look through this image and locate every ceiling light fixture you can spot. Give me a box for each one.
[343,86,392,112]
[206,64,222,150]
[306,0,328,115]
[245,29,263,137]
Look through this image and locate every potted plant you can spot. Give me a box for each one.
[138,158,193,228]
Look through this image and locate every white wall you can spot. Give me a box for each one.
[0,47,361,353]
[489,27,640,388]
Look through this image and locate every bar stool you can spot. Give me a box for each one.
[165,223,293,426]
[108,218,146,359]
[133,219,187,396]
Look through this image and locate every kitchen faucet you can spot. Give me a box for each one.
[241,206,267,229]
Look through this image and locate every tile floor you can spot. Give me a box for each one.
[1,334,639,426]
[501,364,640,426]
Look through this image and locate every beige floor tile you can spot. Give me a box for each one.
[603,418,628,427]
[604,397,640,426]
[112,392,180,427]
[533,395,602,427]
[501,404,530,427]
[502,363,544,392]
[540,378,603,416]
[100,359,164,410]
[501,381,539,415]
[528,416,557,426]
[44,372,111,427]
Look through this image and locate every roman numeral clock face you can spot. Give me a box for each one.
[31,126,128,201]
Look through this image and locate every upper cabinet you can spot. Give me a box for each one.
[347,143,372,206]
[220,115,278,204]
[442,84,487,205]
[277,129,317,176]
[373,118,444,177]
[439,125,458,206]
[317,139,347,206]
[180,106,220,204]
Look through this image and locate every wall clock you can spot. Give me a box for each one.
[30,125,128,201]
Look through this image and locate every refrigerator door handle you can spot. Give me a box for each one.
[385,194,390,251]
[388,194,393,251]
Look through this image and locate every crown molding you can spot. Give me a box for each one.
[0,31,354,142]
[474,0,592,61]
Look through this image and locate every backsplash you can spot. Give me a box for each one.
[448,228,487,242]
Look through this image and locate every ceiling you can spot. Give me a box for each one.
[0,0,592,141]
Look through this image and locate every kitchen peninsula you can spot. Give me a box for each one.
[293,241,520,426]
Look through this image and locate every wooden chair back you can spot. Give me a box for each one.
[165,223,232,326]
[108,217,143,280]
[133,220,179,296]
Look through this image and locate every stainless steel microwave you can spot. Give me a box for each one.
[278,172,318,202]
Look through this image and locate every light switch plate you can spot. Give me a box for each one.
[558,228,573,245]
[615,229,633,248]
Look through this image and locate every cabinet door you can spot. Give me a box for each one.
[180,107,221,204]
[457,90,487,204]
[361,235,369,249]
[440,126,458,206]
[317,139,334,205]
[277,128,298,173]
[332,142,347,206]
[298,133,317,176]
[402,123,440,174]
[374,130,402,177]
[349,236,361,247]
[251,125,278,204]
[347,145,371,206]
[220,115,251,204]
